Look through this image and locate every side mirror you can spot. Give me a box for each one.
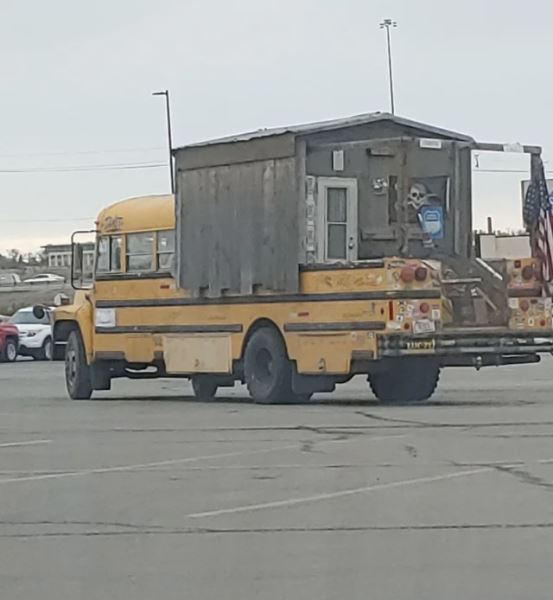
[73,243,84,281]
[70,230,96,291]
[32,305,45,320]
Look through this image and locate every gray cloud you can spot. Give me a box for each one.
[0,0,550,250]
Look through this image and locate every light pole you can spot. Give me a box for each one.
[379,19,397,115]
[152,89,175,194]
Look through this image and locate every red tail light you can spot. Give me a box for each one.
[521,265,534,280]
[414,267,428,282]
[400,267,415,283]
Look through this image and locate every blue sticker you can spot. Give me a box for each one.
[419,205,444,239]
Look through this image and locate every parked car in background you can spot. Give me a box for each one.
[9,307,53,360]
[23,273,65,285]
[0,322,18,362]
[0,273,22,287]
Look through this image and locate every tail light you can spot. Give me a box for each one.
[400,267,415,283]
[414,267,428,281]
[521,265,534,280]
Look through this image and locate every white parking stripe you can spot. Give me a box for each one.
[0,433,405,485]
[187,467,496,519]
[0,440,51,448]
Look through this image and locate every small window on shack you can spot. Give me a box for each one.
[156,230,175,272]
[126,232,154,273]
[326,188,348,260]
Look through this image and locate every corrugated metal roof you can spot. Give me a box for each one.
[176,112,474,150]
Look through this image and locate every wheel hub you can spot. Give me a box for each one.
[66,349,77,384]
[7,343,16,361]
[255,348,273,382]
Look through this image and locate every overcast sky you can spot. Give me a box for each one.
[1,0,551,253]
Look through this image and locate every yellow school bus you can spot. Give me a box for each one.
[45,193,552,404]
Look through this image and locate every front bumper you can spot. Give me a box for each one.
[18,337,45,351]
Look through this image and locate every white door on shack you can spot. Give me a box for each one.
[316,177,358,262]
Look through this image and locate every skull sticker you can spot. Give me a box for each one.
[407,182,430,210]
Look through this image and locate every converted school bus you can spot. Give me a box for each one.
[49,113,553,403]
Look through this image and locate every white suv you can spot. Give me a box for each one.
[9,307,53,360]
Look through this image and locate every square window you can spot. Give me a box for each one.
[327,188,347,223]
[327,224,347,259]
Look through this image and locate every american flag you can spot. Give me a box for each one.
[524,159,553,287]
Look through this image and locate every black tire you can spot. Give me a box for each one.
[65,330,93,400]
[290,393,313,404]
[244,326,295,404]
[1,338,18,363]
[369,358,440,404]
[191,375,218,401]
[37,337,53,361]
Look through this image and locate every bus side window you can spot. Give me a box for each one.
[111,236,122,272]
[157,230,175,272]
[126,232,154,272]
[96,237,110,273]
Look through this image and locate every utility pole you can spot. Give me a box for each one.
[152,89,175,194]
[379,19,397,115]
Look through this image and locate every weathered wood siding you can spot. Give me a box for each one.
[175,157,299,297]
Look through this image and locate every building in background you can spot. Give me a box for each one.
[475,233,531,260]
[42,243,95,270]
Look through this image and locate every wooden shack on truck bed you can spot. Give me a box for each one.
[173,112,476,298]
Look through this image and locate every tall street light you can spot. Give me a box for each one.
[152,89,175,194]
[379,19,397,115]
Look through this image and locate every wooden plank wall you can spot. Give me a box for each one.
[176,157,300,297]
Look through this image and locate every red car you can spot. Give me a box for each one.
[0,323,18,362]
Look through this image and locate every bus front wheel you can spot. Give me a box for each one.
[65,330,93,400]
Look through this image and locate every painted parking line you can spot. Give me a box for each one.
[0,433,406,485]
[187,455,553,519]
[0,440,51,448]
[186,467,494,519]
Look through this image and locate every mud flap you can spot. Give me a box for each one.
[291,370,336,395]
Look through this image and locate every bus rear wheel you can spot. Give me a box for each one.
[369,358,440,404]
[65,330,93,400]
[244,326,295,404]
[191,375,218,401]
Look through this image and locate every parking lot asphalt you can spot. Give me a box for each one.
[1,359,553,599]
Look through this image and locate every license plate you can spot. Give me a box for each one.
[406,339,435,350]
[413,319,436,335]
